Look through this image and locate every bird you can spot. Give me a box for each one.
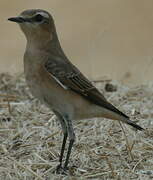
[8,9,144,174]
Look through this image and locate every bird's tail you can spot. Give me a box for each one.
[94,101,144,131]
[101,107,144,131]
[123,118,144,131]
[110,111,144,131]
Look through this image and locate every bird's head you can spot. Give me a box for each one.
[8,9,56,43]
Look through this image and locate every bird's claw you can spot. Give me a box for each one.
[56,164,69,175]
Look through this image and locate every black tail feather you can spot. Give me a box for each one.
[126,120,144,131]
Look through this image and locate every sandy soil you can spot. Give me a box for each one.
[0,73,152,180]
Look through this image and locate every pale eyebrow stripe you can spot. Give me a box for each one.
[35,12,49,18]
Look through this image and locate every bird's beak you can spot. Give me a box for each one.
[8,16,26,23]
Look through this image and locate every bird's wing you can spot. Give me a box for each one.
[44,57,128,118]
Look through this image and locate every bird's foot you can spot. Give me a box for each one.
[56,164,68,175]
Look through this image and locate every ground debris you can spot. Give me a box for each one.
[0,73,152,180]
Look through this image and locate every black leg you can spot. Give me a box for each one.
[59,132,68,165]
[64,138,75,170]
[54,112,75,174]
[56,132,68,174]
[63,116,75,170]
[53,111,68,174]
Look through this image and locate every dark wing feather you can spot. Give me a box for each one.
[44,58,128,119]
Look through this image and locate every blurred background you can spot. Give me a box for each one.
[1,0,153,85]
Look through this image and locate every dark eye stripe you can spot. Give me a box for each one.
[22,14,49,23]
[34,14,43,22]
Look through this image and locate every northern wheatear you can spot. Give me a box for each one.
[8,9,143,173]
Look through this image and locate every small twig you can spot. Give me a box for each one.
[41,166,56,176]
[3,86,12,114]
[8,157,44,180]
[2,98,16,102]
[129,140,135,152]
[107,131,131,169]
[0,94,17,98]
[0,104,9,108]
[141,139,153,149]
[34,153,50,164]
[101,155,116,177]
[6,94,12,114]
[132,158,143,172]
[119,121,134,161]
[84,170,118,178]
[44,131,59,140]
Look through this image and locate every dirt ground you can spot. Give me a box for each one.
[0,73,153,180]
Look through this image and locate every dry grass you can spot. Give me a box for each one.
[0,73,153,180]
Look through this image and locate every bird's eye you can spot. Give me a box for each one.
[34,14,44,22]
